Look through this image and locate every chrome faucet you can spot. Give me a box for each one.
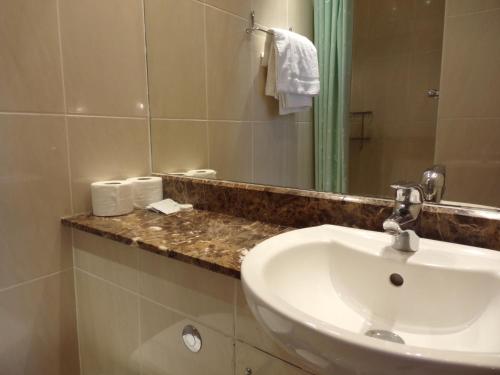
[421,165,446,203]
[383,165,446,252]
[383,183,424,252]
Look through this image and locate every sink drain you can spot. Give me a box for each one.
[365,329,405,344]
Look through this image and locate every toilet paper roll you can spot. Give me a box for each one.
[186,169,217,179]
[91,180,134,217]
[126,176,163,208]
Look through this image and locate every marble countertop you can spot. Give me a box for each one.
[62,209,290,278]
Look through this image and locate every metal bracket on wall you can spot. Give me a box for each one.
[350,111,373,150]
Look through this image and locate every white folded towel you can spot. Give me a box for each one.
[264,28,320,114]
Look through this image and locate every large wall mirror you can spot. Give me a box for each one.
[145,0,500,209]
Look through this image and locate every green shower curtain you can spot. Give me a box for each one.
[314,0,353,193]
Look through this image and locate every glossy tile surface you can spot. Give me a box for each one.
[0,271,79,375]
[151,119,209,173]
[208,121,253,182]
[140,299,234,375]
[236,341,311,375]
[74,230,139,292]
[206,7,252,121]
[0,114,72,289]
[67,116,150,213]
[60,0,148,116]
[145,0,207,119]
[0,0,64,113]
[140,250,236,335]
[76,269,140,375]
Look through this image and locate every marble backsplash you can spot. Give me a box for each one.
[160,175,500,251]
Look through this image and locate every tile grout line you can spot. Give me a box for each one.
[141,0,153,177]
[203,3,211,169]
[0,267,74,294]
[54,1,83,372]
[75,266,236,339]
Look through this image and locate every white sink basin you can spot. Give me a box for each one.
[241,225,500,375]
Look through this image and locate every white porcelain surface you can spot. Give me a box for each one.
[242,225,500,375]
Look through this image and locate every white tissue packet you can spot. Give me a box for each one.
[147,199,193,215]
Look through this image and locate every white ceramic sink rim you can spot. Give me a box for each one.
[242,225,500,371]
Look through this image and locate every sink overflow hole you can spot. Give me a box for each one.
[390,273,404,287]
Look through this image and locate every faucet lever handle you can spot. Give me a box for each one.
[390,182,424,204]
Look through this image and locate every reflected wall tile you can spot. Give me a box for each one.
[140,298,234,375]
[288,122,315,190]
[208,121,253,183]
[0,0,64,113]
[253,122,290,186]
[236,342,311,375]
[206,0,251,18]
[438,8,500,118]
[446,0,500,16]
[0,270,79,375]
[206,7,253,121]
[252,0,288,29]
[76,269,140,375]
[434,118,500,163]
[139,251,235,336]
[251,34,281,122]
[0,114,72,289]
[438,161,500,207]
[74,230,139,292]
[59,0,148,116]
[67,116,150,214]
[145,0,206,119]
[151,120,209,174]
[287,0,314,40]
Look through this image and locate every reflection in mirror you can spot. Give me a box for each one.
[147,0,500,209]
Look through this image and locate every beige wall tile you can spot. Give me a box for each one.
[74,230,139,292]
[0,270,79,375]
[208,121,253,182]
[0,0,64,113]
[438,8,500,118]
[251,34,281,122]
[438,161,500,207]
[151,120,209,174]
[235,283,303,368]
[206,7,253,121]
[145,0,207,119]
[253,122,290,186]
[236,341,312,375]
[288,122,315,190]
[435,118,500,163]
[0,114,72,289]
[60,0,148,117]
[67,116,150,214]
[140,298,234,375]
[252,0,288,29]
[76,269,140,375]
[446,0,500,16]
[287,0,314,40]
[206,0,251,18]
[139,251,235,336]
